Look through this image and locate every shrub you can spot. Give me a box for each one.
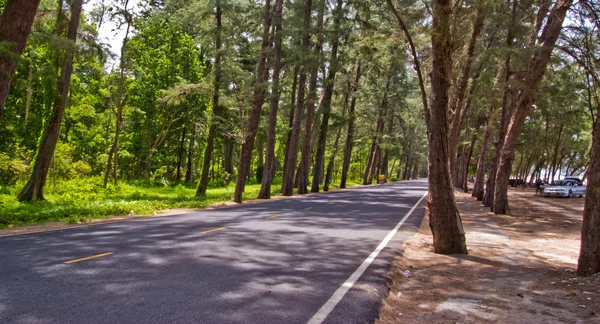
[0,153,28,186]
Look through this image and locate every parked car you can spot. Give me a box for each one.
[543,179,586,198]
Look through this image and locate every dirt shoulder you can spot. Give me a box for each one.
[378,188,600,323]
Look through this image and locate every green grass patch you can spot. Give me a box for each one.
[0,177,362,229]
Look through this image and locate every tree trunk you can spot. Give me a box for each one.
[297,0,322,195]
[0,0,42,115]
[234,0,272,203]
[323,78,351,192]
[462,123,479,192]
[104,5,130,187]
[281,67,299,189]
[340,62,362,188]
[473,105,494,200]
[258,0,283,199]
[311,0,343,193]
[493,0,572,214]
[578,103,600,275]
[197,1,223,197]
[448,6,486,186]
[176,126,187,181]
[17,0,83,201]
[281,0,312,196]
[427,0,468,254]
[185,124,196,182]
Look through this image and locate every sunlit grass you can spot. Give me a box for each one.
[0,176,363,228]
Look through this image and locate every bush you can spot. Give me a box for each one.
[0,153,28,186]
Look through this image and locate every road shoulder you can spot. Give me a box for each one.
[377,188,600,323]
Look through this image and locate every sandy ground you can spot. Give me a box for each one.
[377,187,600,324]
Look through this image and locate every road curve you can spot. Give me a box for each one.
[0,179,428,324]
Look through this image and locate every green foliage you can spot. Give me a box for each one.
[0,177,282,228]
[0,153,28,186]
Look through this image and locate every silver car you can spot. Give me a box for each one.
[543,180,586,198]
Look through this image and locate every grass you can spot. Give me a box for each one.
[0,176,362,229]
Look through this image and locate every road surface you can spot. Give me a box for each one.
[0,179,428,323]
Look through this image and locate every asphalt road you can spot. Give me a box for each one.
[0,179,428,324]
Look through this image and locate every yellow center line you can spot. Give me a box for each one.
[64,252,114,264]
[201,227,226,234]
[267,215,280,219]
[304,207,313,210]
[328,202,335,205]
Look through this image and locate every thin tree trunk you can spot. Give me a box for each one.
[448,6,486,186]
[493,0,573,214]
[176,126,187,181]
[185,124,196,182]
[426,0,468,254]
[104,4,130,187]
[0,0,42,115]
[197,1,223,197]
[473,105,493,200]
[297,0,322,195]
[281,67,299,189]
[340,62,362,188]
[323,78,351,191]
[234,0,272,203]
[17,0,83,201]
[311,0,343,193]
[281,0,312,196]
[258,0,283,199]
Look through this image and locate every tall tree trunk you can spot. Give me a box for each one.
[448,6,486,186]
[176,126,187,181]
[473,105,494,200]
[258,0,283,199]
[578,104,600,275]
[17,0,83,201]
[311,0,343,193]
[281,0,312,196]
[323,78,351,191]
[462,123,480,192]
[427,0,468,254]
[0,0,42,115]
[234,0,272,203]
[493,0,572,214]
[104,4,130,187]
[281,67,299,188]
[297,0,322,195]
[185,124,196,182]
[197,1,223,197]
[340,62,362,188]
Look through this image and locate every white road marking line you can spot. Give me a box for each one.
[307,191,428,324]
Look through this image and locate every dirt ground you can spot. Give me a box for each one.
[378,187,600,324]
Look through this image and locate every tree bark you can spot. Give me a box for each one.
[281,0,312,196]
[281,67,299,189]
[340,62,362,188]
[17,0,83,201]
[448,6,486,186]
[258,0,283,199]
[197,1,223,197]
[297,0,322,195]
[427,0,468,254]
[104,3,130,187]
[176,126,187,181]
[234,0,272,203]
[493,0,573,214]
[473,105,494,200]
[578,103,600,275]
[311,0,343,193]
[0,0,42,115]
[185,124,196,182]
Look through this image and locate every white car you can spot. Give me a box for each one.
[543,180,586,198]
